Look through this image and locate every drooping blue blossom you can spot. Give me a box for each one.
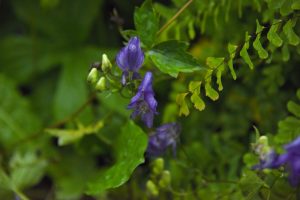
[147,123,181,156]
[254,136,300,187]
[128,71,157,128]
[116,36,144,85]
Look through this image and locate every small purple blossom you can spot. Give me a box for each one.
[254,136,300,187]
[147,123,181,156]
[116,36,144,85]
[128,71,157,128]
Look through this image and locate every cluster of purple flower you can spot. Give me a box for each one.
[254,136,300,187]
[116,37,180,156]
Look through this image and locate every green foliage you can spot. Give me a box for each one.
[240,32,254,69]
[239,170,267,200]
[86,121,148,195]
[267,19,283,47]
[134,0,159,48]
[283,19,300,46]
[1,0,300,199]
[148,40,206,77]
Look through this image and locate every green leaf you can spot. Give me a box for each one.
[216,64,225,91]
[86,121,147,195]
[266,0,286,9]
[188,81,201,95]
[54,48,98,121]
[283,19,300,46]
[0,74,41,149]
[206,57,224,69]
[280,0,294,16]
[287,101,300,118]
[253,35,269,59]
[239,170,266,200]
[148,40,205,77]
[240,33,254,69]
[255,20,264,34]
[12,0,102,43]
[228,43,238,80]
[46,120,104,146]
[134,0,159,48]
[191,93,205,111]
[292,1,300,9]
[10,151,47,190]
[205,83,219,101]
[176,93,190,116]
[267,20,283,47]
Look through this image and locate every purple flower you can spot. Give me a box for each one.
[147,123,181,156]
[128,72,157,128]
[116,36,144,85]
[254,136,300,187]
[276,136,300,186]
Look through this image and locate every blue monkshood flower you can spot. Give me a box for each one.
[147,123,181,156]
[116,36,144,85]
[128,71,157,128]
[254,136,300,187]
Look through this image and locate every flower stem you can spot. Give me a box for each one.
[157,0,193,35]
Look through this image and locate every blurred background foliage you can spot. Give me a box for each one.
[0,0,300,199]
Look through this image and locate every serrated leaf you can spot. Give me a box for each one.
[253,34,269,59]
[134,0,159,48]
[267,20,283,47]
[283,19,300,46]
[148,40,205,77]
[239,170,265,200]
[205,83,219,101]
[287,101,300,118]
[206,57,224,69]
[176,93,190,116]
[9,151,47,190]
[188,81,201,95]
[240,33,254,69]
[86,121,147,195]
[46,120,104,146]
[190,93,205,111]
[216,64,225,91]
[228,43,237,80]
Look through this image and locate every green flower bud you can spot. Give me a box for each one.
[101,54,112,73]
[258,136,268,146]
[146,180,159,196]
[152,158,164,175]
[158,170,171,188]
[87,68,98,84]
[96,77,106,91]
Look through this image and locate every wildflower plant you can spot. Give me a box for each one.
[1,0,300,199]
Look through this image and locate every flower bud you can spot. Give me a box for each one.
[258,136,268,146]
[146,180,159,196]
[87,68,98,84]
[96,77,106,91]
[152,158,164,175]
[158,170,171,188]
[101,54,112,73]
